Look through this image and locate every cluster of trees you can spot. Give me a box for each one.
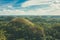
[0,16,60,40]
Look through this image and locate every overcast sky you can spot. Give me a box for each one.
[0,0,60,15]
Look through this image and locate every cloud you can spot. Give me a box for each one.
[0,9,25,15]
[0,0,60,15]
[0,7,60,15]
[21,0,52,7]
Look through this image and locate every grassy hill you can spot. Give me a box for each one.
[0,16,60,40]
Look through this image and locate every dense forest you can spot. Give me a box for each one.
[0,16,60,40]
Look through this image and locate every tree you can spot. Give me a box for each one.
[0,30,7,40]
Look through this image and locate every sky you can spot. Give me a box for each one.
[0,0,60,15]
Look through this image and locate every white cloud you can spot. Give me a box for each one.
[0,0,60,15]
[21,0,51,7]
[0,8,60,15]
[47,9,60,15]
[0,9,26,15]
[7,5,13,8]
[21,0,60,9]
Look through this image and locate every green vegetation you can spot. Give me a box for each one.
[0,16,60,40]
